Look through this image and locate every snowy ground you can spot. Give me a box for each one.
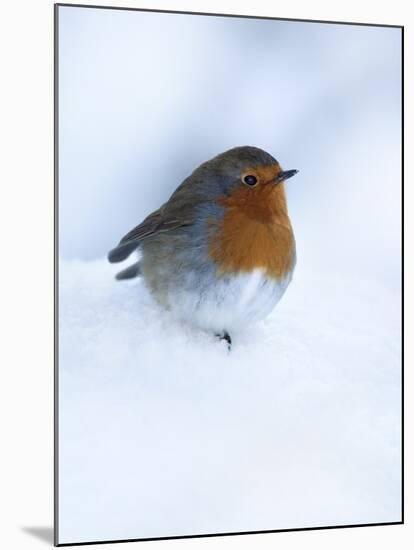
[58,258,401,543]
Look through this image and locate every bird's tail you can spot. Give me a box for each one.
[108,241,139,263]
[108,240,142,281]
[115,261,141,281]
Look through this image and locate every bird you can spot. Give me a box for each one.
[108,146,298,347]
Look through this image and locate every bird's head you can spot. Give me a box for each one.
[196,146,298,223]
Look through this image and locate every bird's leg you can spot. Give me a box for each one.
[215,330,232,350]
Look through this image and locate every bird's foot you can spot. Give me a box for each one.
[215,330,232,350]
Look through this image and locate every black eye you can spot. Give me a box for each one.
[243,175,258,186]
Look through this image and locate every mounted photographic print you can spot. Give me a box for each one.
[55,3,403,546]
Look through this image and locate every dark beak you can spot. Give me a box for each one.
[276,169,298,183]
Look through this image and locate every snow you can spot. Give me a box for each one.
[58,258,401,543]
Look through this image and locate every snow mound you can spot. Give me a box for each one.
[58,258,401,543]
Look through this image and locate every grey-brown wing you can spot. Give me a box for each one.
[107,203,193,264]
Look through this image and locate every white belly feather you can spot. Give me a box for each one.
[170,268,292,333]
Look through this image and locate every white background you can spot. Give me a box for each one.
[0,0,411,549]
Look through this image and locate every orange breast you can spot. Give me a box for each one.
[208,182,295,280]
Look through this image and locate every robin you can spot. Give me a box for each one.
[108,146,298,347]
